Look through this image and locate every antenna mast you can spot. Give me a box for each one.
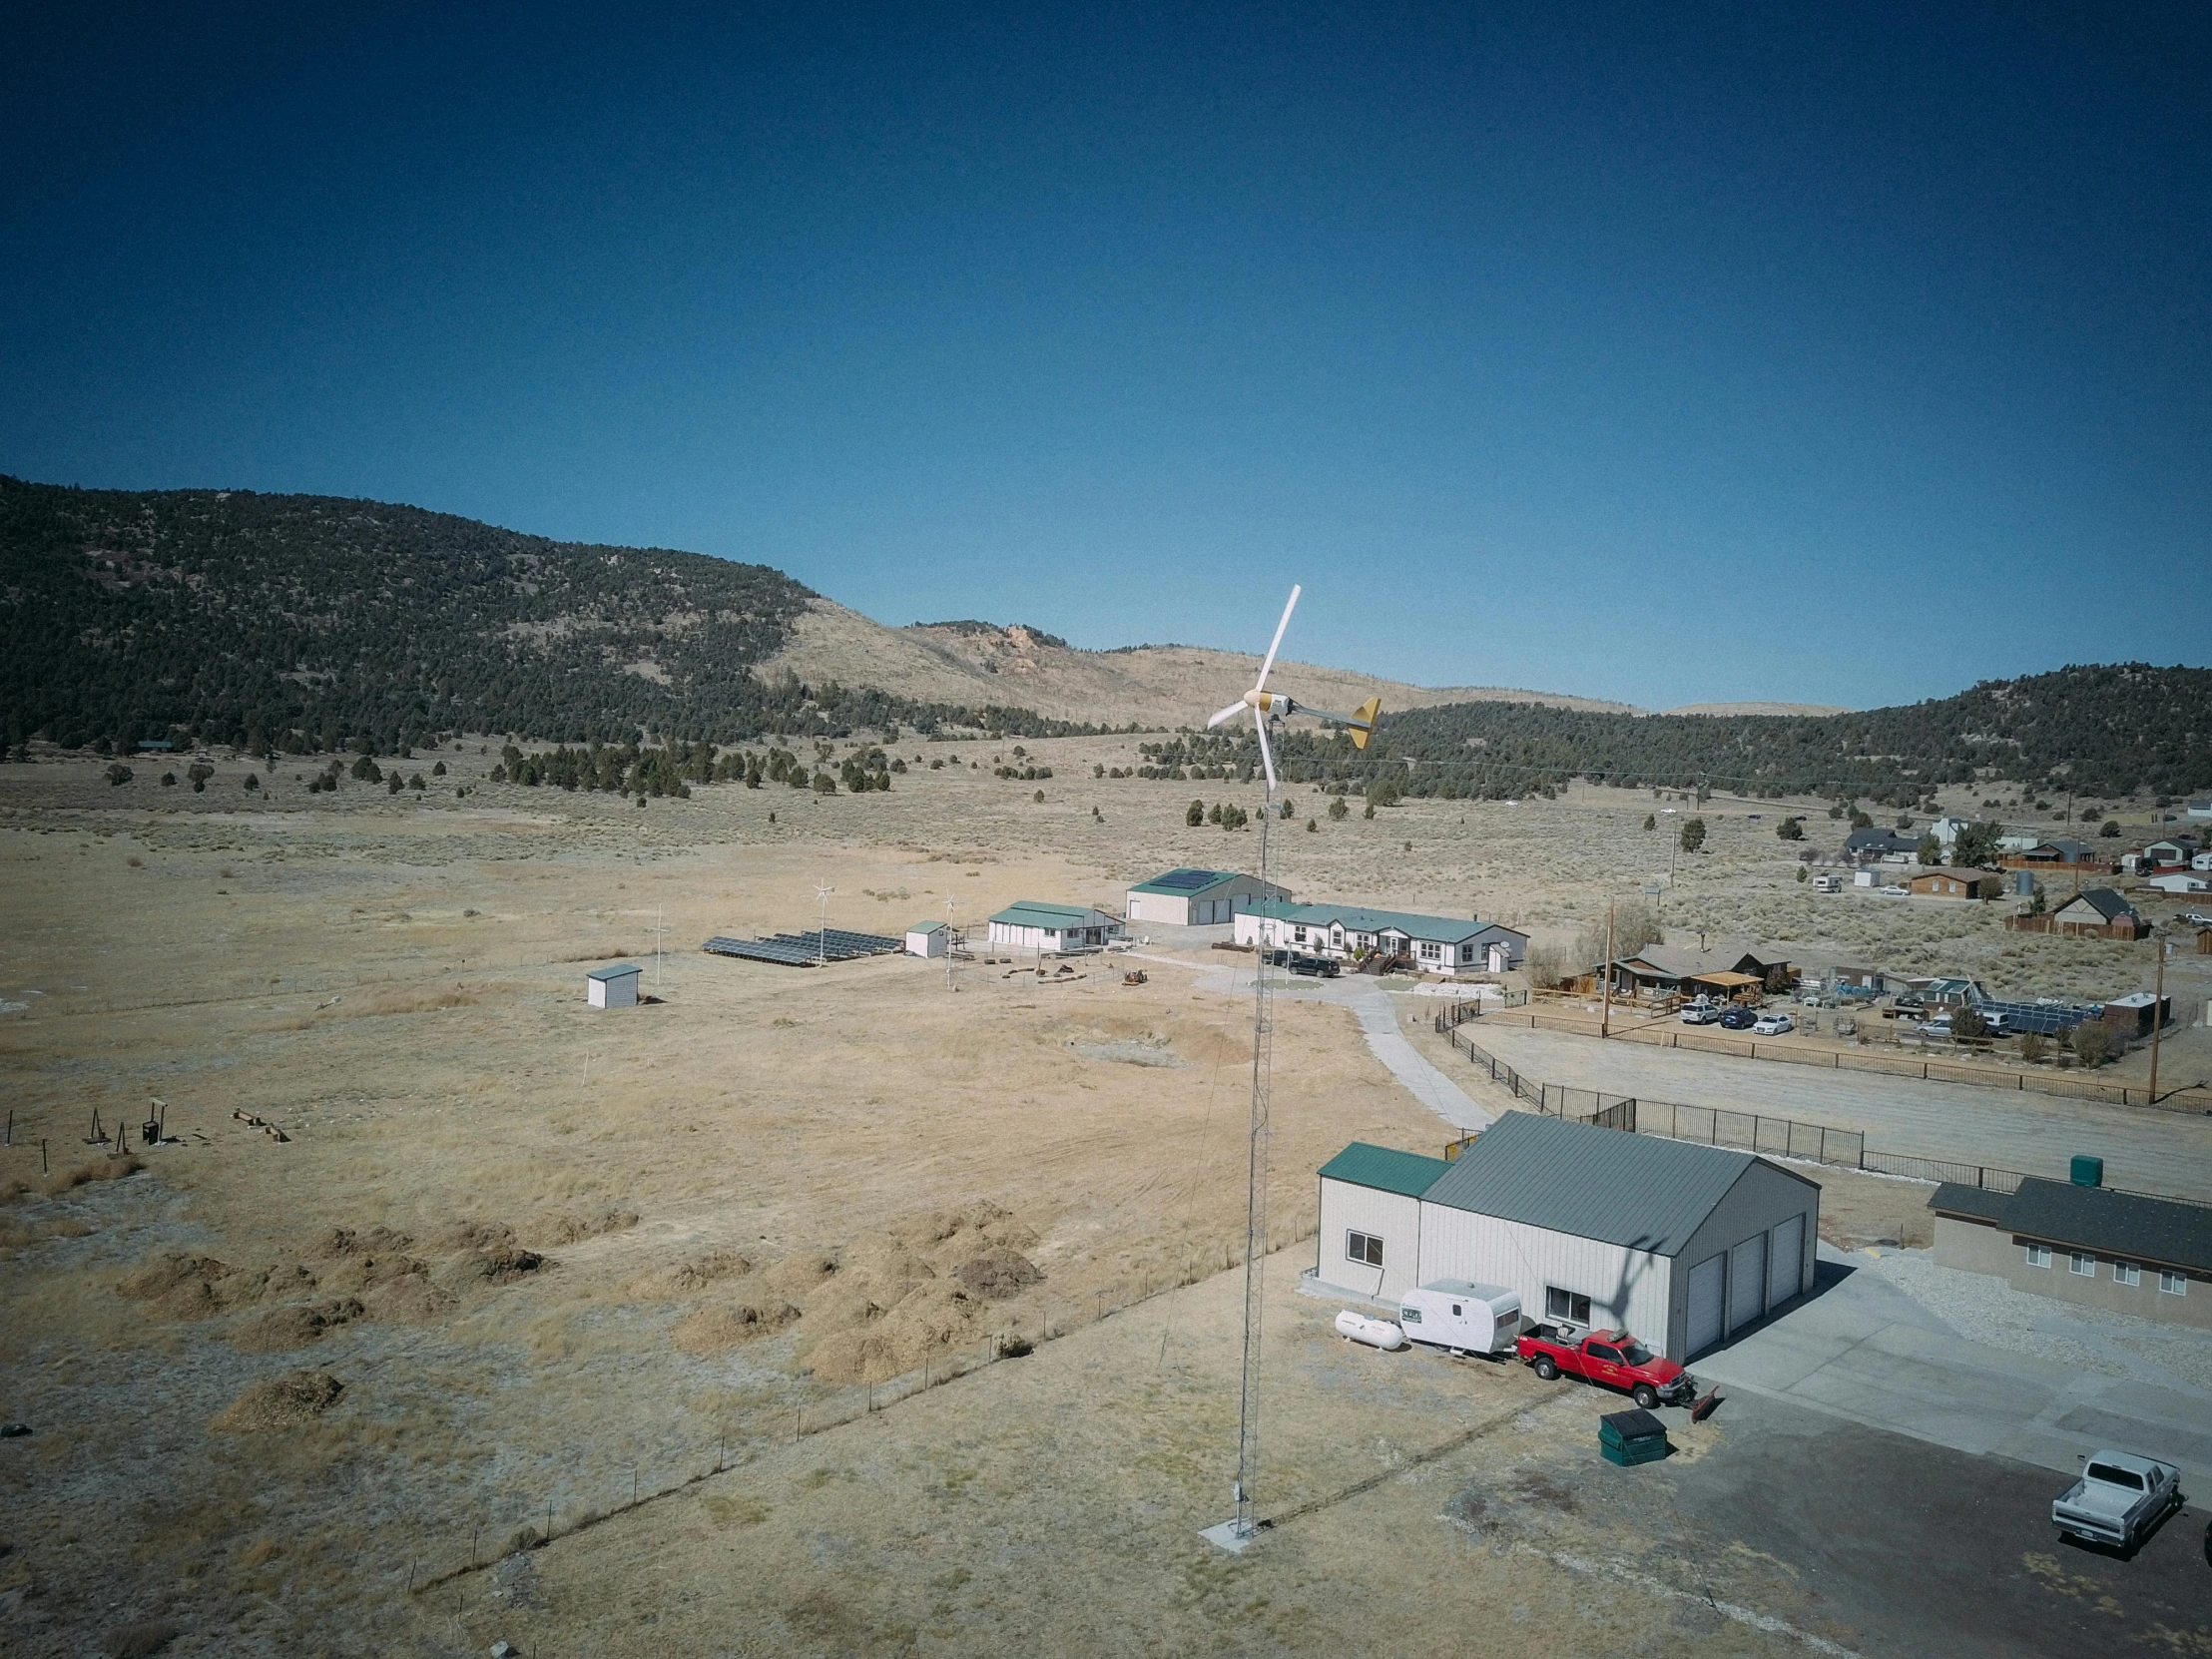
[1233,740,1275,1542]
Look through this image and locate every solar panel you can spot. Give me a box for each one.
[1978,998,2095,1035]
[1148,868,1224,890]
[702,928,902,967]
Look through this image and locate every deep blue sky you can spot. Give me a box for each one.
[5,4,2207,710]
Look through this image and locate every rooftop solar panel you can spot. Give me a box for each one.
[1148,868,1224,890]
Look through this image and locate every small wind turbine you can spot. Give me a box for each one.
[1204,585,1381,788]
[1200,584,1382,1556]
[813,881,833,966]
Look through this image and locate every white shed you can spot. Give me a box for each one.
[904,920,949,958]
[1313,1142,1451,1303]
[1312,1113,1818,1362]
[586,962,642,1008]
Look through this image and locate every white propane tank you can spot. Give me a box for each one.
[1335,1310,1406,1351]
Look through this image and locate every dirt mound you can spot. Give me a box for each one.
[319,1248,428,1295]
[117,1253,241,1320]
[460,1247,546,1284]
[436,1218,516,1254]
[366,1273,456,1323]
[627,1249,753,1299]
[802,1283,986,1383]
[840,1234,936,1297]
[545,1208,640,1245]
[669,1301,801,1355]
[763,1250,838,1297]
[887,1202,1011,1251]
[233,1299,366,1354]
[210,1370,343,1433]
[950,1248,1042,1300]
[795,1282,890,1336]
[308,1225,413,1259]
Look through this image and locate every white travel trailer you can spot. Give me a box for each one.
[1396,1280,1523,1357]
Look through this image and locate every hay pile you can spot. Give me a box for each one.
[210,1370,343,1433]
[232,1298,366,1354]
[669,1301,801,1355]
[544,1207,640,1245]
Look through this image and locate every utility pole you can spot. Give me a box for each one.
[945,898,955,993]
[1600,901,1615,1039]
[653,905,666,998]
[2147,937,2169,1103]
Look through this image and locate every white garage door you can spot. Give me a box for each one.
[1770,1215,1805,1307]
[1729,1234,1768,1332]
[1686,1254,1725,1357]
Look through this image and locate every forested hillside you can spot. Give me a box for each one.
[0,477,1086,753]
[1310,665,2210,803]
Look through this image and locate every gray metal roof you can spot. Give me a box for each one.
[2056,887,2137,921]
[1419,1112,1768,1257]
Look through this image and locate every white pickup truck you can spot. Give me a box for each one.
[2051,1450,2184,1550]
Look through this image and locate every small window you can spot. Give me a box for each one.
[1347,1231,1383,1268]
[2085,1462,2145,1491]
[1544,1287,1592,1325]
[2024,1244,2051,1269]
[1399,1306,1421,1324]
[2113,1262,2140,1287]
[1450,1304,1462,1317]
[2160,1271,2187,1296]
[2069,1252,2096,1277]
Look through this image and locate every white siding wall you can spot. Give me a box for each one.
[1669,1163,1820,1357]
[1417,1206,1674,1354]
[1317,1180,1424,1301]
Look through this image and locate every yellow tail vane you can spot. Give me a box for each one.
[1350,696,1381,749]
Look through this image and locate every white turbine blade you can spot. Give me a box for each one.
[1207,700,1249,729]
[1254,714,1278,793]
[1255,584,1301,692]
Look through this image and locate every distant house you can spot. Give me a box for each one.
[2146,871,2212,895]
[1928,815,1971,848]
[1918,976,1990,1009]
[2098,992,2171,1041]
[1235,902,1527,976]
[987,901,1124,954]
[1123,867,1289,927]
[2188,799,2212,822]
[2001,837,2102,868]
[2144,839,2198,869]
[1582,941,1794,1002]
[1844,828,1919,863]
[2044,888,2149,940]
[1931,1178,2208,1332]
[1907,866,1996,899]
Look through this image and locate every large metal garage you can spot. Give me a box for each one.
[1314,1114,1819,1361]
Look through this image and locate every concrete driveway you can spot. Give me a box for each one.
[1694,1244,2212,1479]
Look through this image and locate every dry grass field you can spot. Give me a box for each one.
[0,732,2198,1655]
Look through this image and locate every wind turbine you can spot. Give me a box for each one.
[813,881,834,966]
[1200,584,1382,1555]
[1205,585,1381,789]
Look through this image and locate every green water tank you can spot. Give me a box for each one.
[2070,1155,2103,1188]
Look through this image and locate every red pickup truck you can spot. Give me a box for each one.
[1515,1327,1697,1409]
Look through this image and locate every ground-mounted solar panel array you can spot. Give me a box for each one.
[702,928,903,967]
[1980,998,2099,1035]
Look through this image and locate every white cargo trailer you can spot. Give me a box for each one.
[1396,1280,1522,1357]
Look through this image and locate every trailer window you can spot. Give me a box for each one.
[1544,1287,1592,1325]
[1347,1231,1383,1268]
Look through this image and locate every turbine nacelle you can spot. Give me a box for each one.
[1203,584,1381,791]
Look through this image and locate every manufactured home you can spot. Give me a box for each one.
[986,901,1124,954]
[1236,902,1526,976]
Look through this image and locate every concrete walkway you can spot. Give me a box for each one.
[1458,1020,2212,1197]
[1694,1244,2212,1478]
[1126,948,1490,1133]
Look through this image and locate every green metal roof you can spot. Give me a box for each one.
[1318,1141,1451,1199]
[989,900,1102,928]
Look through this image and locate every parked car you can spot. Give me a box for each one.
[1680,1002,1723,1025]
[1918,1015,1953,1038]
[1287,953,1340,978]
[1751,1013,1795,1036]
[2051,1451,2184,1550]
[1718,1005,1758,1031]
[1515,1326,1698,1410]
[1878,883,1911,897]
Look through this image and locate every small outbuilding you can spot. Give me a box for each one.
[987,901,1125,954]
[904,920,949,958]
[586,962,642,1008]
[1316,1142,1450,1302]
[1124,867,1290,926]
